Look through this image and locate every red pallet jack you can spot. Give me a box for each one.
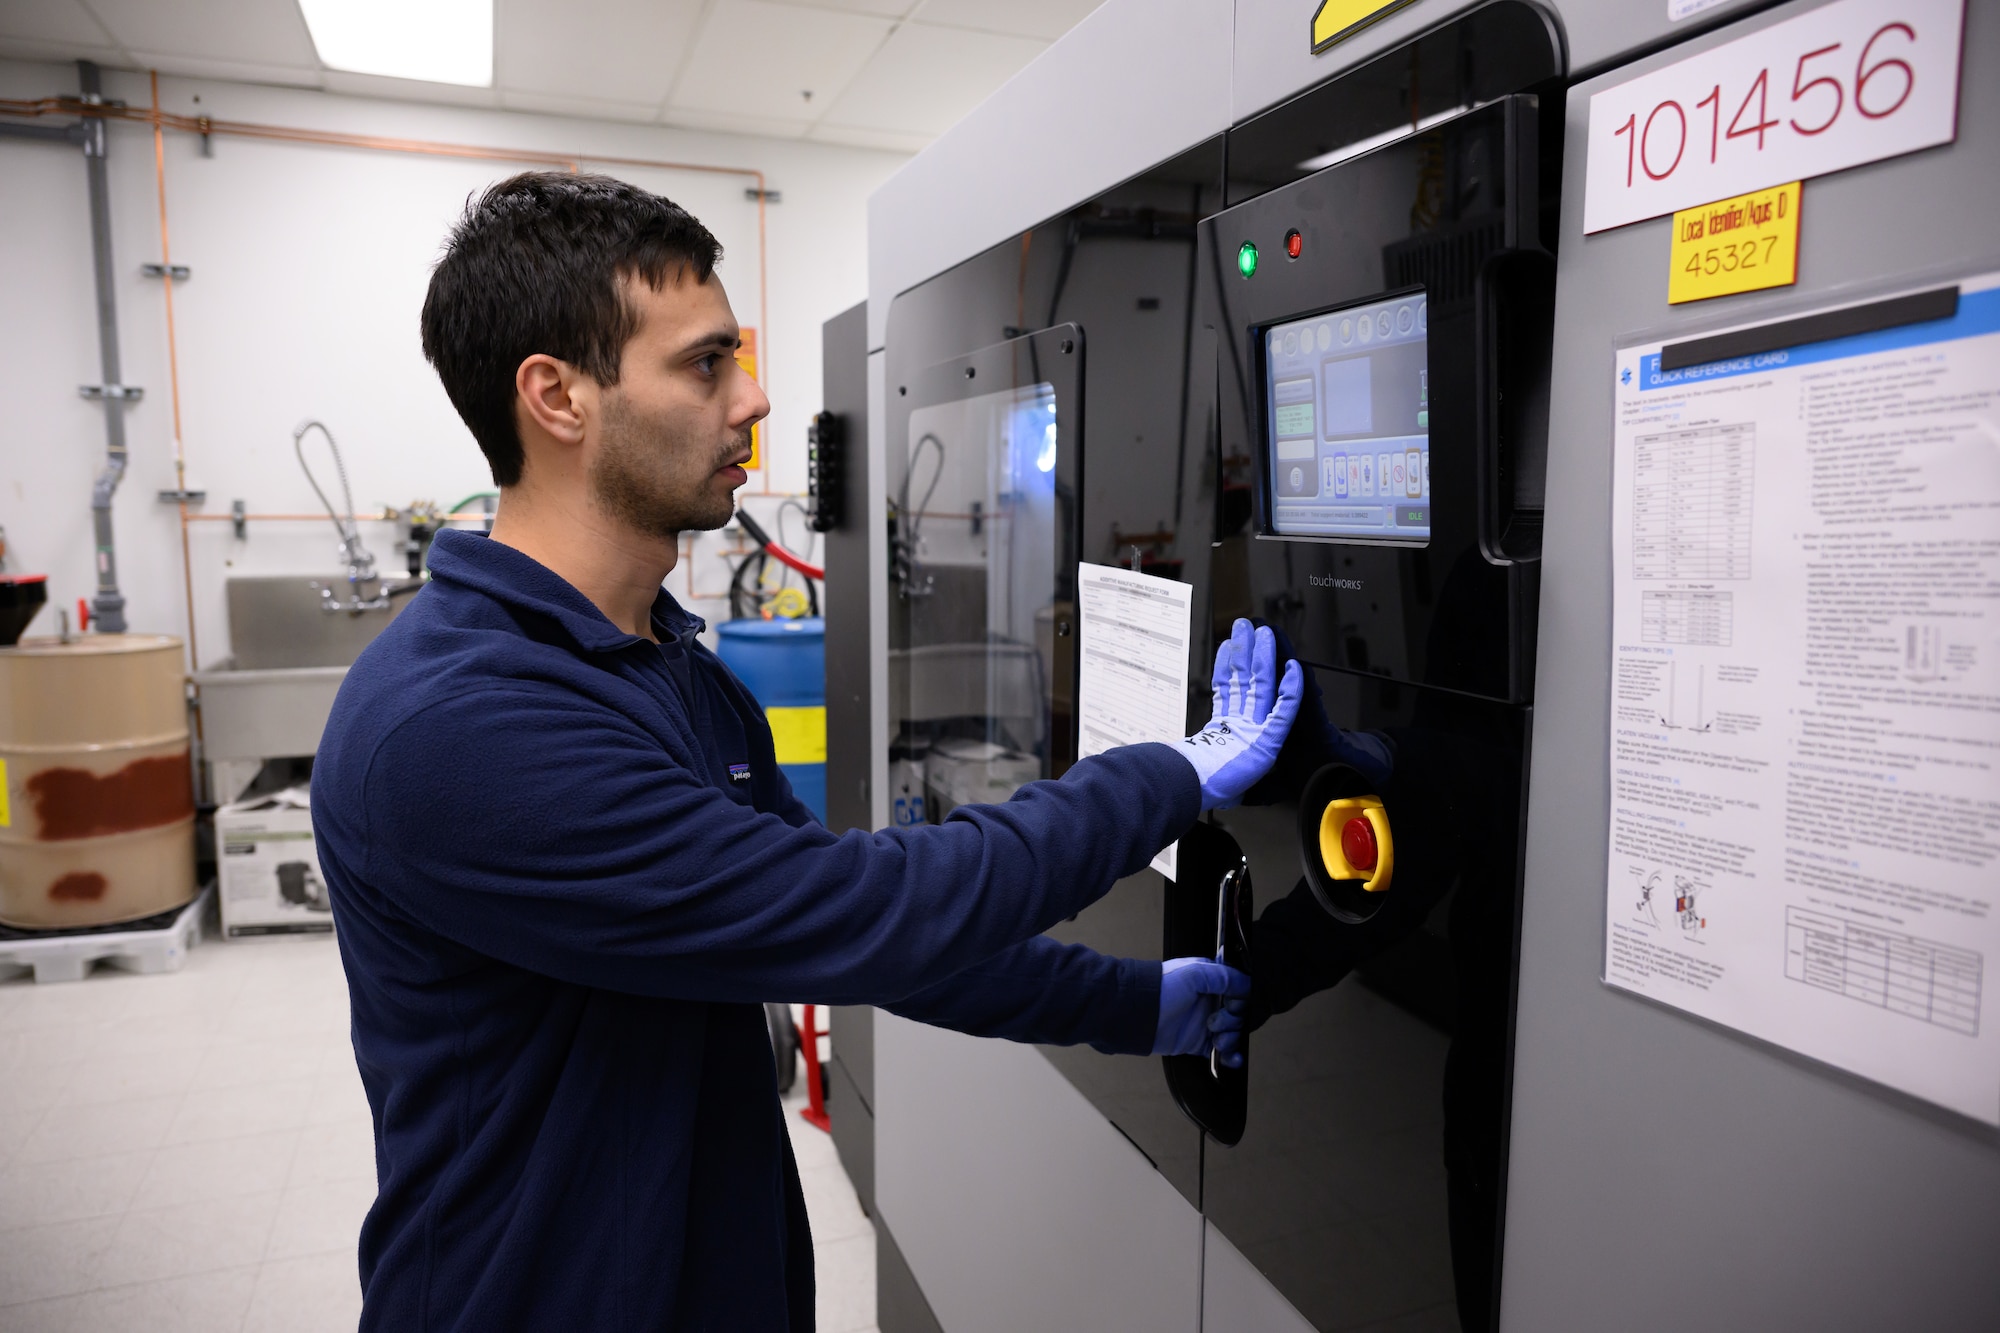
[796,1004,831,1133]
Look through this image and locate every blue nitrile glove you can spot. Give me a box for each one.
[1176,619,1305,811]
[1154,957,1252,1059]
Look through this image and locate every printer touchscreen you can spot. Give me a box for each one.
[1263,290,1430,543]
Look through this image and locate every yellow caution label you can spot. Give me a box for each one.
[1312,0,1415,52]
[736,328,760,470]
[0,757,8,827]
[766,706,826,766]
[1668,182,1800,305]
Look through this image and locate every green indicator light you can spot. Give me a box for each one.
[1237,241,1259,279]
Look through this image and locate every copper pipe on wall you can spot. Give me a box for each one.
[149,72,199,672]
[0,95,581,169]
[182,512,499,524]
[182,516,756,604]
[186,503,788,523]
[681,532,759,603]
[3,82,781,662]
[1,96,776,378]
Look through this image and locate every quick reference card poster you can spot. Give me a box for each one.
[1604,274,2000,1123]
[1076,562,1195,880]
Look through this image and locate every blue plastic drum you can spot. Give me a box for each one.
[715,617,826,821]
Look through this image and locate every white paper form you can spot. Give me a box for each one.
[1076,563,1197,880]
[1606,274,2000,1123]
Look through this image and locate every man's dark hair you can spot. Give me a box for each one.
[421,172,723,486]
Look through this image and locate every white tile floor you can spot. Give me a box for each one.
[0,929,876,1332]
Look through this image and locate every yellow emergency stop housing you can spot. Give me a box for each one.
[1317,796,1393,894]
[1298,762,1396,923]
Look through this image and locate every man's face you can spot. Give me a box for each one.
[588,269,769,540]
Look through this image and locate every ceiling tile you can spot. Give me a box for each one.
[0,0,113,46]
[909,0,1106,41]
[0,36,128,70]
[804,120,928,153]
[660,102,814,142]
[495,0,704,106]
[818,20,1041,137]
[497,88,668,125]
[777,0,915,17]
[124,49,322,87]
[669,0,891,122]
[84,0,317,66]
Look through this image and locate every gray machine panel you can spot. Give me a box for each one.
[1203,1222,1318,1333]
[1233,0,1508,124]
[877,1221,945,1333]
[821,302,882,1214]
[822,300,872,836]
[825,1041,875,1219]
[1230,0,1772,129]
[863,2,2000,1330]
[874,1013,1204,1333]
[1505,1,2000,1328]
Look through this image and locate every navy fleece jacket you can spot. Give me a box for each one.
[310,529,1201,1332]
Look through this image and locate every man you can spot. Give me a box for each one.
[312,172,1301,1332]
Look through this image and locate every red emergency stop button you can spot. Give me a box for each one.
[1306,782,1394,910]
[1340,815,1377,872]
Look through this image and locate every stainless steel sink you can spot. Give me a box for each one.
[225,574,413,670]
[192,575,417,763]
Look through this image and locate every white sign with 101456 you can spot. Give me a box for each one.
[1583,0,1964,234]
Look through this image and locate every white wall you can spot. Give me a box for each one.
[0,58,905,665]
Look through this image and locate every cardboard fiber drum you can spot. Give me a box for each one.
[0,635,197,929]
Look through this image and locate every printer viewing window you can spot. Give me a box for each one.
[1262,289,1430,544]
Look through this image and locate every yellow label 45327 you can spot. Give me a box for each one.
[1668,181,1801,305]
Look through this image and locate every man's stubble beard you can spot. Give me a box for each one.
[590,391,747,541]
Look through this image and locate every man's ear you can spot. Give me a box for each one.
[515,354,592,449]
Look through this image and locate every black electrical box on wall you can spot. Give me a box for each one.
[808,409,845,533]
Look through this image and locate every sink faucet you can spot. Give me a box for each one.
[311,568,391,616]
[295,419,400,615]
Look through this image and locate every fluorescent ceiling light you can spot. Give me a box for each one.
[298,0,493,87]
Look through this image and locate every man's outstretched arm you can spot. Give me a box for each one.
[320,621,1295,1012]
[880,935,1250,1063]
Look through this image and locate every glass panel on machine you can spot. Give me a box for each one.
[1263,289,1431,544]
[899,382,1059,817]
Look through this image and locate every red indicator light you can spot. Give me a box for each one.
[1340,816,1377,872]
[1284,229,1303,260]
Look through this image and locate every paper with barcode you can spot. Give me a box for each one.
[1076,562,1196,880]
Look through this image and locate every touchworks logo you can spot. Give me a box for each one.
[1310,575,1363,590]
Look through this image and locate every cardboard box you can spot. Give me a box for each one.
[215,788,333,937]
